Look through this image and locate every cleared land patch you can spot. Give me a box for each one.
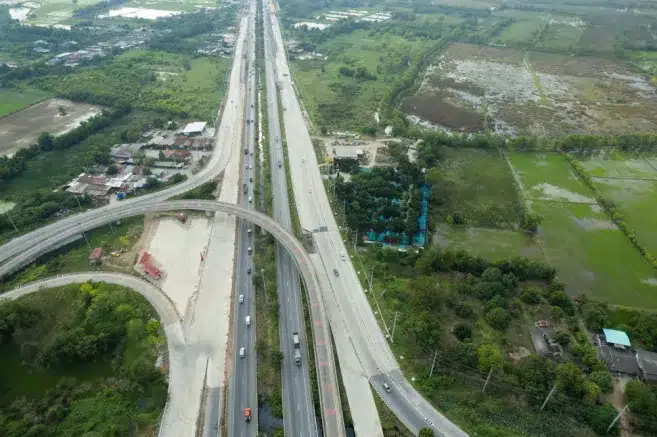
[0,98,103,157]
[509,152,657,308]
[404,43,657,136]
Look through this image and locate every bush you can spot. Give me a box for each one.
[520,288,541,304]
[553,330,571,346]
[588,370,613,394]
[455,301,475,319]
[486,307,511,330]
[453,323,472,342]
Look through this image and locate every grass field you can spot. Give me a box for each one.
[495,19,543,44]
[433,225,544,261]
[429,147,523,228]
[0,88,53,118]
[509,152,594,202]
[538,24,584,51]
[291,29,426,131]
[509,152,657,308]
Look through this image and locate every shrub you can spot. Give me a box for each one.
[520,288,541,304]
[553,330,571,346]
[455,301,475,319]
[486,307,511,330]
[453,323,472,342]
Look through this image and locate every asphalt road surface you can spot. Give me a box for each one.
[228,2,259,436]
[262,3,317,436]
[264,4,469,437]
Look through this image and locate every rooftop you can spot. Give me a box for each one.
[636,349,657,381]
[603,328,631,347]
[182,121,208,134]
[88,247,103,260]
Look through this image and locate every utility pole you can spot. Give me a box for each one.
[541,384,557,410]
[607,404,629,433]
[482,367,494,393]
[429,350,438,378]
[390,311,399,343]
[4,211,18,232]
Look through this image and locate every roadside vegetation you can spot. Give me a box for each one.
[0,281,167,437]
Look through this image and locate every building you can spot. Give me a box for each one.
[598,328,641,376]
[333,146,364,160]
[66,173,111,197]
[163,149,191,160]
[182,121,208,136]
[137,250,162,279]
[636,349,657,382]
[89,247,103,264]
[110,143,145,163]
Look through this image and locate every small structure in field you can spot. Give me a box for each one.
[137,250,162,279]
[182,121,208,137]
[88,247,103,264]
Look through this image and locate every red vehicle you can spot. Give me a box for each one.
[244,408,251,422]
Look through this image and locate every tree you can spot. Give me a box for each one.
[555,362,586,398]
[553,330,571,346]
[588,370,613,394]
[522,213,542,234]
[455,301,475,319]
[477,343,503,372]
[486,307,511,330]
[481,267,502,283]
[452,323,472,342]
[106,164,119,176]
[37,132,54,151]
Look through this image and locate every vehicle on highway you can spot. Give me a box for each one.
[278,160,282,168]
[293,332,300,347]
[294,348,302,366]
[308,189,311,193]
[247,228,252,236]
[249,177,253,182]
[275,136,279,142]
[239,294,244,303]
[248,164,252,169]
[248,196,252,203]
[245,315,251,326]
[333,268,339,277]
[248,246,252,254]
[340,252,346,261]
[244,408,251,422]
[244,147,248,154]
[247,267,252,274]
[240,347,245,358]
[383,382,391,393]
[243,183,248,194]
[302,158,305,163]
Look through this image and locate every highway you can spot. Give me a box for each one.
[264,3,470,437]
[228,1,259,435]
[262,1,317,435]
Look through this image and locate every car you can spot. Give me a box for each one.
[245,315,251,326]
[248,246,252,254]
[247,228,252,236]
[308,189,312,193]
[277,161,282,168]
[249,164,252,169]
[247,267,252,274]
[340,252,346,261]
[383,382,391,393]
[248,196,252,203]
[302,158,305,163]
[244,407,251,422]
[239,294,244,303]
[333,268,339,277]
[240,347,245,358]
[245,163,249,169]
[249,177,253,182]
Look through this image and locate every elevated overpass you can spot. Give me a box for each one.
[0,200,345,437]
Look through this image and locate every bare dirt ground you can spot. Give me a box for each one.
[0,98,104,156]
[146,215,214,318]
[404,43,657,136]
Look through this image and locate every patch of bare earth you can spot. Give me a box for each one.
[0,98,104,156]
[404,43,657,136]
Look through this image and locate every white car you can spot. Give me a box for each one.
[340,252,346,261]
[248,196,252,203]
[240,347,245,358]
[239,294,244,303]
[245,315,251,326]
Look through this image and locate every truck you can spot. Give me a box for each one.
[292,332,300,348]
[243,183,248,194]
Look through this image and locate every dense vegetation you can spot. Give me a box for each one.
[0,282,167,437]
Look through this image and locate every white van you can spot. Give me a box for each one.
[245,315,251,326]
[239,347,245,358]
[248,196,252,203]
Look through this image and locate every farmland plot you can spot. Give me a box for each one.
[404,43,657,136]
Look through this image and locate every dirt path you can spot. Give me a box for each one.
[609,376,632,437]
